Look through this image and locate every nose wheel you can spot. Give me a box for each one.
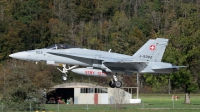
[62,73,67,81]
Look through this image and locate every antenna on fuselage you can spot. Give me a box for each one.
[55,44,57,49]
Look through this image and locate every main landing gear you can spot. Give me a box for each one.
[109,73,122,88]
[57,64,78,81]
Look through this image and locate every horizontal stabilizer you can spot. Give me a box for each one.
[152,66,187,70]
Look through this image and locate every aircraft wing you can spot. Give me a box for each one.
[104,61,187,73]
[103,60,149,72]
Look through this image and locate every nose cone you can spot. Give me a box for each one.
[9,51,28,60]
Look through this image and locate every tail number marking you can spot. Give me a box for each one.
[139,55,152,59]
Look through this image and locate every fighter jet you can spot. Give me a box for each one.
[9,38,186,88]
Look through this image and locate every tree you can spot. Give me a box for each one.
[142,74,169,93]
[1,60,54,110]
[11,0,42,24]
[126,27,144,55]
[164,16,200,103]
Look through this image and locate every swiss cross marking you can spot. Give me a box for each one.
[150,45,156,51]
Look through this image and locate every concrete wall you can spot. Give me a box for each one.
[74,88,94,104]
[99,94,108,104]
[74,88,131,104]
[108,88,132,104]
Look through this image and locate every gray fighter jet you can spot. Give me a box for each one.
[9,38,186,88]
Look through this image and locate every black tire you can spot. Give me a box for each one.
[109,81,115,88]
[114,81,122,88]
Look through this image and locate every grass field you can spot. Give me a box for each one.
[42,94,200,112]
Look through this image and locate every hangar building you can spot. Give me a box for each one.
[46,83,133,104]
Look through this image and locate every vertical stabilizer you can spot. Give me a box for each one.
[132,38,168,62]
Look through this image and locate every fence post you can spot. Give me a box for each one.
[57,102,59,111]
[29,101,31,112]
[2,103,3,112]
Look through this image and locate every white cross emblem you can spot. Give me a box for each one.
[150,45,156,51]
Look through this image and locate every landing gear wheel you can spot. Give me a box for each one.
[114,81,122,88]
[57,64,78,82]
[62,74,67,81]
[109,81,115,88]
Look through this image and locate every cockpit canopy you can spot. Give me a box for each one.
[46,44,77,49]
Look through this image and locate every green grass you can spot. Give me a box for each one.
[42,94,200,112]
[139,94,200,109]
[1,94,200,112]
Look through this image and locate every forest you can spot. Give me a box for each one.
[0,0,200,108]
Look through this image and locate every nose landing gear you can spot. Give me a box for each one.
[57,64,78,81]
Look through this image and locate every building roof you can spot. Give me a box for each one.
[50,82,106,88]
